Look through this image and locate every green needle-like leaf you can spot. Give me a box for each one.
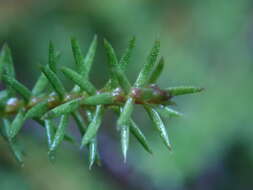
[104,39,131,92]
[61,67,96,95]
[101,36,134,91]
[9,140,24,166]
[0,38,204,165]
[43,97,84,119]
[112,106,152,154]
[72,111,86,134]
[145,106,172,150]
[167,86,204,96]
[1,119,24,165]
[117,97,134,161]
[49,114,69,155]
[34,119,74,144]
[0,44,15,78]
[129,120,152,154]
[2,75,31,102]
[113,68,131,93]
[82,35,97,78]
[48,41,57,72]
[88,138,98,170]
[119,36,136,70]
[85,110,101,168]
[115,71,131,93]
[103,39,119,87]
[33,42,59,95]
[71,37,84,71]
[81,105,104,147]
[45,119,55,147]
[41,66,66,99]
[121,124,129,162]
[156,106,183,118]
[82,92,114,105]
[135,40,160,87]
[9,109,25,139]
[32,73,48,96]
[70,37,97,93]
[117,98,134,129]
[149,57,164,84]
[25,101,48,119]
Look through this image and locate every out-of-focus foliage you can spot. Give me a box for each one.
[0,0,253,190]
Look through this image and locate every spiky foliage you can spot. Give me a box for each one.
[0,36,203,168]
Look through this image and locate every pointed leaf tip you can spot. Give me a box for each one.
[167,86,204,96]
[9,141,24,165]
[45,119,55,148]
[121,125,129,163]
[88,138,97,170]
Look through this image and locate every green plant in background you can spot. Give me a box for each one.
[0,36,203,169]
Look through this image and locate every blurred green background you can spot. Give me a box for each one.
[1,0,253,189]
